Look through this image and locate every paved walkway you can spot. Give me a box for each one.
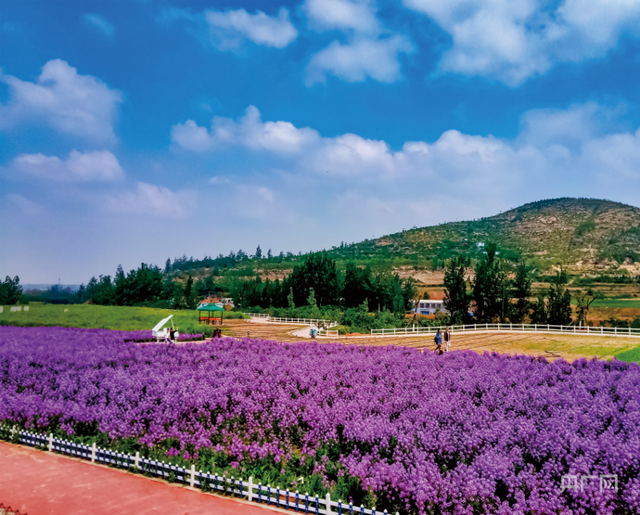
[0,442,276,515]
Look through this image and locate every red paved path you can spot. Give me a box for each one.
[0,441,277,514]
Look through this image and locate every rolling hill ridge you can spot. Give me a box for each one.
[332,198,640,269]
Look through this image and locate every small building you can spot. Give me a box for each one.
[413,291,448,315]
[414,299,448,315]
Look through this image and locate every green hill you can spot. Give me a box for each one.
[328,198,640,268]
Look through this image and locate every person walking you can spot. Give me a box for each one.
[434,329,442,354]
[444,326,451,352]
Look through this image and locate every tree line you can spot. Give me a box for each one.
[443,243,573,325]
[165,246,302,274]
[231,253,417,313]
[83,263,219,309]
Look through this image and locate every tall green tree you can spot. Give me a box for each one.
[389,274,405,314]
[401,277,418,311]
[183,274,197,309]
[444,255,470,324]
[510,261,532,323]
[289,253,339,307]
[547,271,572,325]
[531,295,548,324]
[0,276,23,305]
[472,243,513,323]
[342,261,366,308]
[113,265,126,305]
[87,275,114,305]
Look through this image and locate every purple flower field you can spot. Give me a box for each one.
[1,326,639,514]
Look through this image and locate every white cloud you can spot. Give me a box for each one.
[173,106,403,177]
[104,182,192,218]
[82,13,115,37]
[303,0,413,85]
[0,59,122,144]
[158,7,297,50]
[6,194,44,216]
[13,150,125,182]
[202,7,297,50]
[309,132,401,176]
[404,0,640,85]
[303,0,381,35]
[306,36,414,84]
[172,102,640,209]
[171,105,320,153]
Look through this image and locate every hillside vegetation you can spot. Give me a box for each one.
[328,198,640,268]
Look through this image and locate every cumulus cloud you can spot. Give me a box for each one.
[303,0,413,84]
[305,35,414,84]
[303,0,381,35]
[205,7,297,49]
[0,59,122,144]
[404,0,640,85]
[516,102,629,152]
[160,6,297,50]
[13,150,125,182]
[104,182,192,218]
[172,105,508,180]
[82,13,115,37]
[171,105,320,153]
[173,106,406,177]
[172,102,640,208]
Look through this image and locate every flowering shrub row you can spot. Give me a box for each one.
[1,326,639,514]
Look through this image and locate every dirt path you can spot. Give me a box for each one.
[0,441,277,515]
[218,319,638,361]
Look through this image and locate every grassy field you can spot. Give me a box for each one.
[588,298,640,308]
[0,304,246,335]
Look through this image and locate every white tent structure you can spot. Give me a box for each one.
[152,315,178,342]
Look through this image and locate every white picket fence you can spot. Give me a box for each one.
[371,322,640,338]
[245,313,337,328]
[4,426,398,515]
[318,329,340,337]
[1,305,28,312]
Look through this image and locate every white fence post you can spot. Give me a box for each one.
[134,451,140,470]
[90,442,97,463]
[189,464,196,488]
[325,492,331,514]
[48,433,54,452]
[248,476,253,502]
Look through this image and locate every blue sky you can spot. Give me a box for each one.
[2,0,640,283]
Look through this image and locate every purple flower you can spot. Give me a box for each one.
[1,326,639,514]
